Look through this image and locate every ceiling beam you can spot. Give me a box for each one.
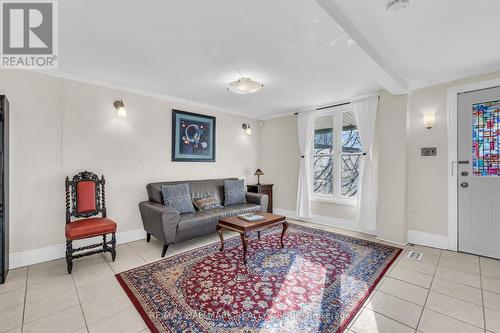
[316,0,409,95]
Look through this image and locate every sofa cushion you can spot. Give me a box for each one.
[161,183,195,214]
[175,203,261,243]
[224,179,247,205]
[147,178,238,204]
[189,181,223,204]
[176,210,220,242]
[213,203,261,218]
[192,195,223,211]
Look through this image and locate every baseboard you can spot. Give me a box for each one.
[376,236,408,247]
[275,208,409,247]
[9,228,146,269]
[274,208,364,234]
[407,229,448,250]
[11,222,441,268]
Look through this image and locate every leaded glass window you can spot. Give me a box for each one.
[473,100,500,176]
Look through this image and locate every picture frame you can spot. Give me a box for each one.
[171,109,216,162]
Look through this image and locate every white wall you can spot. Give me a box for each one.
[259,91,409,241]
[406,70,500,236]
[4,71,64,254]
[259,115,299,212]
[377,90,408,244]
[0,70,261,254]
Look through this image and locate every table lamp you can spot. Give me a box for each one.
[254,169,264,185]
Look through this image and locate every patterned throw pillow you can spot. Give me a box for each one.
[224,179,247,205]
[161,183,195,214]
[192,195,223,211]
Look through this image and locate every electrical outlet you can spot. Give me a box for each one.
[421,147,437,156]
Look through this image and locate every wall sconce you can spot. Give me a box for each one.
[423,113,436,129]
[113,100,127,119]
[242,123,252,135]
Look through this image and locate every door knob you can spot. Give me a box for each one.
[460,182,469,188]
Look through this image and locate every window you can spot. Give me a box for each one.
[312,108,362,205]
[472,100,500,176]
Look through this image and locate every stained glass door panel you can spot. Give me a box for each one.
[472,100,500,176]
[459,88,500,259]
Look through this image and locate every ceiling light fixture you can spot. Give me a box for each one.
[227,78,263,95]
[386,0,410,16]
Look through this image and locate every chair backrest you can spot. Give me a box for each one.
[65,171,106,223]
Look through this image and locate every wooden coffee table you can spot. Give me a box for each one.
[216,212,288,264]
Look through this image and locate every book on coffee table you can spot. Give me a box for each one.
[237,213,265,222]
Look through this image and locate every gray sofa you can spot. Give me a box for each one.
[139,178,268,257]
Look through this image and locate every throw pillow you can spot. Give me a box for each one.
[161,183,195,214]
[192,195,223,211]
[224,179,247,205]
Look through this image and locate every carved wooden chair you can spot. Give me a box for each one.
[65,171,117,273]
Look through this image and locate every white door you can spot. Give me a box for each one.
[458,87,500,259]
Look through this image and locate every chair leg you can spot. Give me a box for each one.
[66,240,73,274]
[146,233,151,242]
[111,233,117,262]
[103,234,107,252]
[161,244,169,258]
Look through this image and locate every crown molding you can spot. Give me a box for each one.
[409,65,500,91]
[29,69,263,120]
[260,91,381,120]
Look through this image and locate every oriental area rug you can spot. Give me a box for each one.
[116,224,401,333]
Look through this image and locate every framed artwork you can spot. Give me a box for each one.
[172,110,216,162]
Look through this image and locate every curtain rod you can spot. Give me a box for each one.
[294,95,380,115]
[294,102,349,115]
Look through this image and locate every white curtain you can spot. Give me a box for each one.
[296,111,316,218]
[352,96,379,234]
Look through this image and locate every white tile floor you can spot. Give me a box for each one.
[1,219,499,333]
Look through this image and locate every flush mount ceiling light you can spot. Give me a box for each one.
[386,0,410,16]
[227,78,263,95]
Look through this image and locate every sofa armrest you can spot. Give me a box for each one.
[138,201,179,244]
[246,192,269,213]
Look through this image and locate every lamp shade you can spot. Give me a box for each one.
[423,113,436,129]
[254,169,264,176]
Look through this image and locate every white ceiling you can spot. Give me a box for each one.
[53,0,500,119]
[331,0,500,89]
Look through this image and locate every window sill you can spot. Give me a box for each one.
[312,195,358,207]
